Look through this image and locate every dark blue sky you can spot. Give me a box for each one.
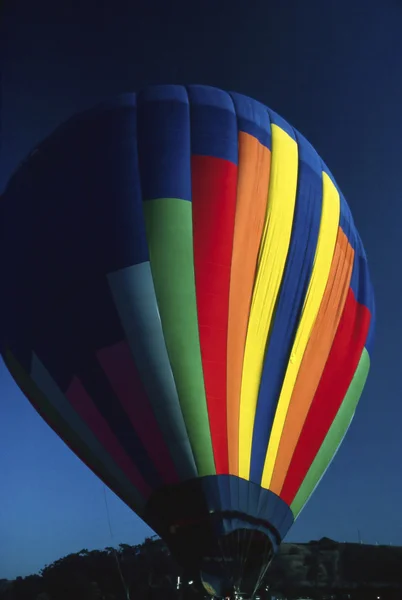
[1,0,402,580]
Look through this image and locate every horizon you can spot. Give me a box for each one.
[2,534,401,582]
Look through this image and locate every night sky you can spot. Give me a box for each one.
[1,0,401,580]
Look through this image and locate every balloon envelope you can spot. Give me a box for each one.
[0,85,375,597]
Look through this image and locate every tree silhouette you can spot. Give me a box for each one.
[2,537,402,600]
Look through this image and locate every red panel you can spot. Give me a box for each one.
[97,341,179,484]
[280,288,371,505]
[67,377,151,497]
[5,351,147,509]
[191,155,238,474]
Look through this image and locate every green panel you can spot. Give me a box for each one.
[291,348,370,517]
[143,198,215,476]
[5,349,142,515]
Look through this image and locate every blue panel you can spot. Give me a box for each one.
[267,108,296,141]
[293,130,320,176]
[202,476,223,511]
[349,236,362,305]
[199,475,294,542]
[1,99,149,350]
[230,91,271,149]
[228,476,242,532]
[217,476,232,514]
[274,502,295,539]
[364,259,376,356]
[137,87,192,201]
[186,85,234,111]
[338,192,355,249]
[365,298,376,356]
[352,237,375,353]
[186,85,238,164]
[250,131,323,484]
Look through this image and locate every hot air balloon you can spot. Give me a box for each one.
[0,85,375,599]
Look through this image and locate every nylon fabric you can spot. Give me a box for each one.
[290,348,370,516]
[280,288,372,504]
[269,227,354,494]
[6,350,146,513]
[143,199,215,476]
[226,131,271,475]
[249,134,322,485]
[261,171,340,488]
[97,341,180,483]
[191,155,238,473]
[66,376,152,495]
[107,263,197,481]
[238,124,298,480]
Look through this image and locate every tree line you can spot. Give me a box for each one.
[2,536,402,600]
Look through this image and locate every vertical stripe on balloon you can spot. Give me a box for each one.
[261,171,340,489]
[191,155,237,473]
[137,87,215,477]
[226,131,271,475]
[280,286,372,505]
[290,347,370,517]
[107,263,197,481]
[249,133,322,485]
[269,226,354,495]
[188,85,239,474]
[226,91,272,476]
[143,199,215,476]
[238,123,298,480]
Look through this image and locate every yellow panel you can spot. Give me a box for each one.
[238,124,298,480]
[261,172,340,489]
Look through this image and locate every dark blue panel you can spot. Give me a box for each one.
[220,519,276,544]
[267,108,296,141]
[324,169,374,348]
[228,476,242,532]
[275,502,295,539]
[352,238,375,353]
[32,277,162,491]
[364,259,376,356]
[198,475,294,542]
[230,91,271,149]
[137,87,192,201]
[293,130,320,176]
[365,296,375,356]
[201,476,223,511]
[217,476,231,514]
[349,236,361,305]
[339,192,355,249]
[250,131,323,484]
[186,85,238,164]
[1,99,149,346]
